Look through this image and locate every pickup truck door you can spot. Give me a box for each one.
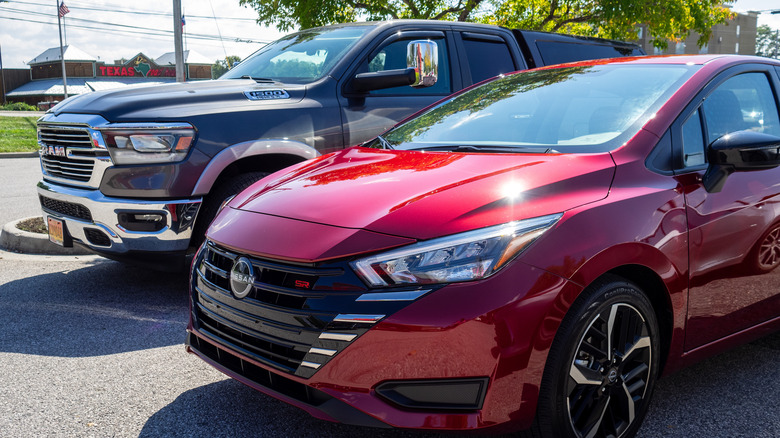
[339,29,460,147]
[675,66,780,351]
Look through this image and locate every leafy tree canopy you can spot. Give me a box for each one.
[212,55,242,79]
[239,0,733,49]
[756,24,780,59]
[483,0,734,49]
[238,0,486,31]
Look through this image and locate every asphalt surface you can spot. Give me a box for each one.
[0,155,778,437]
[0,157,42,226]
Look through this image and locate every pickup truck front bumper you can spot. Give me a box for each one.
[37,179,201,262]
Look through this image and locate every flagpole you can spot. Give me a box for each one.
[56,0,69,99]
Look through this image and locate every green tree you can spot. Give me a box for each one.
[482,0,733,49]
[212,55,242,79]
[240,0,732,50]
[756,24,780,59]
[238,0,487,31]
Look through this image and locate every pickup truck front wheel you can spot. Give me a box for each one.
[192,172,269,247]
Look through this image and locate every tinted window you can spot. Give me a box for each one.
[702,73,780,143]
[366,38,451,95]
[462,38,515,83]
[682,109,706,166]
[536,41,643,66]
[380,64,695,153]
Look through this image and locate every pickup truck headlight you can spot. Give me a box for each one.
[98,123,195,165]
[351,214,562,287]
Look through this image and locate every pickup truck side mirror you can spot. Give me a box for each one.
[407,40,438,88]
[351,40,439,93]
[702,130,780,193]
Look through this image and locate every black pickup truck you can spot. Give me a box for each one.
[36,20,644,269]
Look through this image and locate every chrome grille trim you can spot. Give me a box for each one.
[318,332,358,342]
[37,120,113,189]
[333,314,385,323]
[356,290,431,302]
[309,347,337,356]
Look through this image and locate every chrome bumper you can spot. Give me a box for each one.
[37,180,202,254]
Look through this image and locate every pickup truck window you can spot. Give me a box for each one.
[461,36,516,83]
[223,26,372,84]
[366,37,451,95]
[380,64,694,153]
[536,41,644,66]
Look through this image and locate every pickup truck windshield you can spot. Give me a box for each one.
[223,25,373,83]
[380,64,696,153]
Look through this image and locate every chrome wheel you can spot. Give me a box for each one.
[567,303,652,438]
[757,227,780,271]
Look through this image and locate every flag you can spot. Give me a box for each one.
[181,15,186,28]
[58,1,69,17]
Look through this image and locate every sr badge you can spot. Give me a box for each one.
[229,257,255,299]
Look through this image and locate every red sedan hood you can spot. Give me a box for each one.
[230,147,615,241]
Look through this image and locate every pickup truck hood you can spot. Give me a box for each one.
[50,79,305,121]
[230,147,616,240]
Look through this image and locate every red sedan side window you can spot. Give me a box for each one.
[702,73,780,144]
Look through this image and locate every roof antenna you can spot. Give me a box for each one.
[208,0,230,67]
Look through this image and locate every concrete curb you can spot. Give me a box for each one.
[0,152,38,159]
[0,217,91,255]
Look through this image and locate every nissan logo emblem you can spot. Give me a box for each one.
[230,257,255,299]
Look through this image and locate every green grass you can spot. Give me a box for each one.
[0,116,39,153]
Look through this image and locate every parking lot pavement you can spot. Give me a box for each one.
[0,157,42,227]
[0,249,776,437]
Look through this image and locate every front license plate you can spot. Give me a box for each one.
[47,217,64,246]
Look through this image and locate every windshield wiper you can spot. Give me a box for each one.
[409,145,558,154]
[238,75,276,83]
[376,135,394,150]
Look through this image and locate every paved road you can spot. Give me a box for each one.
[0,157,42,226]
[0,156,778,437]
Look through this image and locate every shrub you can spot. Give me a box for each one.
[1,102,39,111]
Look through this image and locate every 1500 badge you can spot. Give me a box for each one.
[244,89,290,101]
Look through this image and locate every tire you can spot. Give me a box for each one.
[532,275,660,438]
[750,222,780,274]
[191,172,269,247]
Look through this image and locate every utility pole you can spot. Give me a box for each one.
[0,44,7,105]
[56,0,69,98]
[173,0,185,82]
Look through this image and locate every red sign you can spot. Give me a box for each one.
[98,65,175,78]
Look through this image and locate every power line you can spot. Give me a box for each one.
[0,7,271,43]
[8,0,260,22]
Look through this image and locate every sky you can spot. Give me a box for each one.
[1,0,779,70]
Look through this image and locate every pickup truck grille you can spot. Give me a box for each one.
[38,124,110,187]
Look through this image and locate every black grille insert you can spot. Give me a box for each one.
[40,196,93,222]
[193,242,354,376]
[85,228,111,246]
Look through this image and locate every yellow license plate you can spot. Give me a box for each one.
[47,217,64,246]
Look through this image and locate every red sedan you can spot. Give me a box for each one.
[187,54,780,437]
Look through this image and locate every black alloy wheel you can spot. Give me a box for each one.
[567,302,652,437]
[532,275,660,438]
